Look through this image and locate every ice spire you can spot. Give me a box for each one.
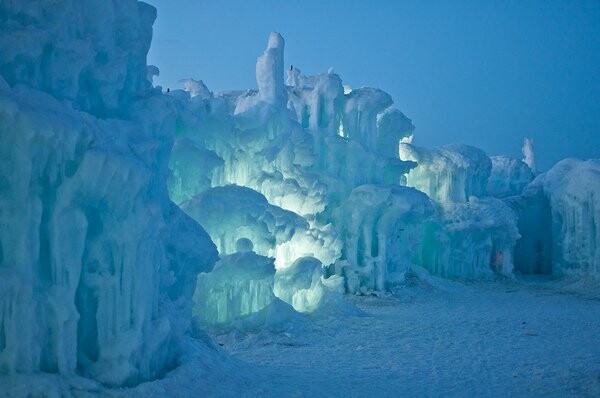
[256,32,286,105]
[522,137,536,173]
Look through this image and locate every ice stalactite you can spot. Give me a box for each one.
[334,185,433,292]
[168,33,419,298]
[512,159,600,280]
[400,143,523,278]
[400,143,492,203]
[194,239,277,327]
[0,0,218,386]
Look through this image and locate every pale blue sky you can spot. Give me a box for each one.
[145,0,600,171]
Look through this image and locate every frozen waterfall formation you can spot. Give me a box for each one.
[1,0,599,389]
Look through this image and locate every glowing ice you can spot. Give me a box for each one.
[400,143,492,203]
[274,257,326,312]
[194,239,277,327]
[3,3,600,392]
[334,185,434,292]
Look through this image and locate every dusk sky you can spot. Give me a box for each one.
[145,0,600,171]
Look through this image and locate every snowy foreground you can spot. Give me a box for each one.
[3,276,599,397]
[1,0,600,396]
[199,278,600,398]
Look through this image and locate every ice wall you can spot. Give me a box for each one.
[286,68,344,134]
[487,156,534,198]
[513,159,600,279]
[0,0,155,118]
[399,144,523,279]
[181,185,340,268]
[334,185,434,292]
[165,30,598,300]
[421,197,520,278]
[400,143,492,203]
[167,33,420,292]
[167,35,417,217]
[168,138,224,204]
[194,241,276,327]
[0,0,218,386]
[343,88,393,151]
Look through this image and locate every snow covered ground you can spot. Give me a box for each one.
[2,276,598,397]
[217,277,600,397]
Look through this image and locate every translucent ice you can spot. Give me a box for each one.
[274,257,326,313]
[400,143,492,203]
[193,240,276,327]
[166,33,419,288]
[181,185,340,268]
[334,185,434,292]
[0,1,218,386]
[182,184,306,258]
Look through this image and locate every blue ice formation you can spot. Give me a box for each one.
[168,31,599,305]
[0,0,217,386]
[1,0,599,390]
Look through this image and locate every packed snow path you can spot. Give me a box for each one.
[211,278,600,397]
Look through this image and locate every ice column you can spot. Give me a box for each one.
[256,32,286,106]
